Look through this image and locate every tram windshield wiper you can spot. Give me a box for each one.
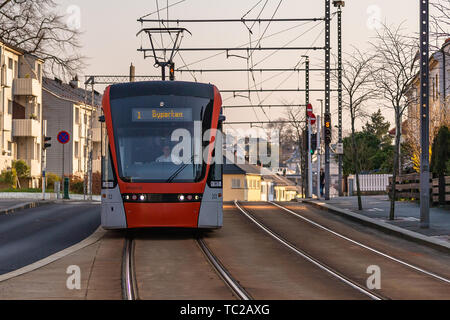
[166,156,195,183]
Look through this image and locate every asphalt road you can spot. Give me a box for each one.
[0,202,100,275]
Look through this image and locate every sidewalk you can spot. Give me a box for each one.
[303,195,450,251]
[0,193,101,216]
[0,199,53,215]
[0,192,101,202]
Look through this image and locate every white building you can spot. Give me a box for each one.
[0,42,44,187]
[42,77,102,178]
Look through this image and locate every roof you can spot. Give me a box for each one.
[43,77,102,107]
[109,81,215,100]
[260,167,297,187]
[223,157,262,175]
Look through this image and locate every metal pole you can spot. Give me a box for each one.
[420,0,430,228]
[41,120,47,200]
[337,4,344,197]
[87,84,95,200]
[161,64,166,81]
[308,118,313,198]
[325,0,331,200]
[305,56,310,198]
[317,115,321,198]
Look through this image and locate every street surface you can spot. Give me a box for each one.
[0,200,448,300]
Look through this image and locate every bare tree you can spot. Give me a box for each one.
[371,24,420,220]
[335,49,377,210]
[285,107,307,197]
[0,0,85,78]
[431,0,450,49]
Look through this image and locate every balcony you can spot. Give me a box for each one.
[12,78,40,97]
[12,119,40,137]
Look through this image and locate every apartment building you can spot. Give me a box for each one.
[0,42,44,187]
[42,77,102,178]
[407,38,450,143]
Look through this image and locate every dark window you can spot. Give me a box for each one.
[110,94,213,183]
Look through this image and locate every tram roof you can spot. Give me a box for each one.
[109,81,215,100]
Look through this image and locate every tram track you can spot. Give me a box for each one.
[196,237,252,300]
[269,201,450,285]
[234,201,385,300]
[236,201,450,300]
[122,231,246,300]
[122,236,138,300]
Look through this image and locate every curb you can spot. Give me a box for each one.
[0,200,55,216]
[0,227,106,283]
[302,200,450,254]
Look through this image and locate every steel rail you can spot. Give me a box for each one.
[271,202,450,284]
[197,238,252,300]
[122,237,138,300]
[234,201,385,300]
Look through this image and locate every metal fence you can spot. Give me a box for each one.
[347,174,392,194]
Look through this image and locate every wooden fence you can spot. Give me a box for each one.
[386,173,450,204]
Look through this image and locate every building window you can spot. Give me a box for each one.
[7,100,12,115]
[232,179,241,189]
[75,107,80,124]
[37,103,41,119]
[36,143,40,160]
[8,58,12,69]
[14,60,18,78]
[7,141,12,155]
[75,141,79,158]
[37,63,42,81]
[436,74,439,101]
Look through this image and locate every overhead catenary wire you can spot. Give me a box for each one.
[177,21,320,69]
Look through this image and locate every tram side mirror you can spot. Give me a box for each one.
[98,115,105,122]
[219,115,226,123]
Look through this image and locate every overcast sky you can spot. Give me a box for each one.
[55,0,424,134]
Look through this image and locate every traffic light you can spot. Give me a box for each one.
[169,63,175,81]
[310,134,317,154]
[43,136,51,150]
[324,113,332,145]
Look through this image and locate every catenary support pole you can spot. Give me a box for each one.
[420,0,430,228]
[337,3,344,197]
[324,0,331,200]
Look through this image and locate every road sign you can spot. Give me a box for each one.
[57,131,70,145]
[307,103,313,117]
[309,113,316,125]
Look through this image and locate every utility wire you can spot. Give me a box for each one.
[140,0,186,19]
[179,21,314,69]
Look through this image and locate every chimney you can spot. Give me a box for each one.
[129,63,135,82]
[69,75,80,88]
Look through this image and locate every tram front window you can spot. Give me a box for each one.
[110,95,212,183]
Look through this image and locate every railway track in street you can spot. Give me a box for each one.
[122,236,138,300]
[121,230,245,300]
[270,201,450,285]
[236,201,450,300]
[234,201,385,300]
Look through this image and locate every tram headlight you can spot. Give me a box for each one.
[178,194,185,201]
[139,194,146,201]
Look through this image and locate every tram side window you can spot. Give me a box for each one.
[208,127,223,187]
[102,132,115,187]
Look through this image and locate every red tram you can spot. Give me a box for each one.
[100,81,224,229]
